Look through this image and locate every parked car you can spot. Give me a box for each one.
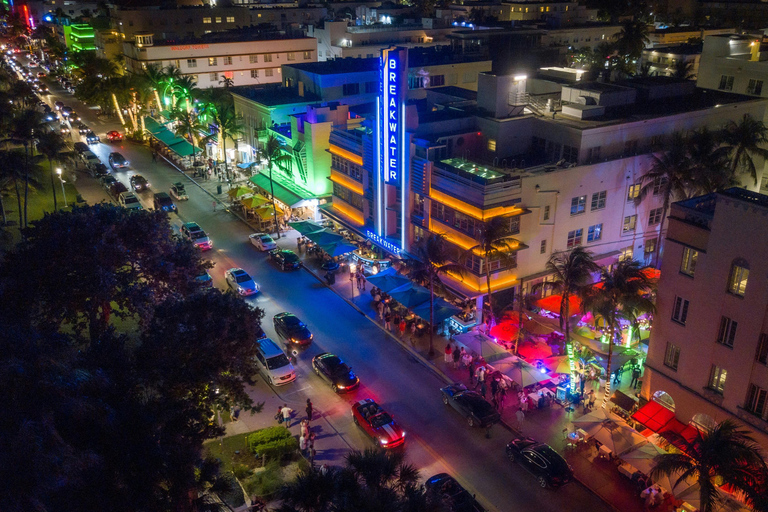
[106,130,122,142]
[254,338,296,386]
[153,192,176,212]
[249,232,276,251]
[82,151,101,170]
[352,399,405,449]
[425,473,486,512]
[108,152,128,169]
[90,163,109,179]
[269,249,301,270]
[86,131,100,144]
[273,312,313,345]
[73,141,89,154]
[180,222,212,250]
[118,191,142,210]
[54,100,64,110]
[195,270,213,288]
[440,383,500,428]
[505,438,573,489]
[225,268,259,296]
[101,175,117,190]
[60,106,72,117]
[129,174,150,192]
[169,182,188,201]
[68,111,80,122]
[312,352,359,393]
[109,181,128,199]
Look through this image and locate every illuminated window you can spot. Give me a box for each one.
[208,57,217,66]
[570,195,586,215]
[708,365,727,394]
[681,247,698,276]
[672,296,689,325]
[250,69,259,78]
[223,56,232,65]
[623,215,637,232]
[226,16,235,22]
[215,17,222,23]
[645,239,656,254]
[303,51,311,59]
[728,262,749,296]
[249,54,258,63]
[487,139,497,152]
[203,17,211,23]
[587,223,602,242]
[627,184,640,202]
[566,228,582,249]
[287,52,296,61]
[619,247,633,261]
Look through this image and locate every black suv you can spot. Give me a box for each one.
[153,192,176,212]
[425,473,486,512]
[505,438,573,488]
[269,249,301,270]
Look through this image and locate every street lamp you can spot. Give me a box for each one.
[56,168,67,208]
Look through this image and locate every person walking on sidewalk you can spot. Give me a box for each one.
[359,273,366,291]
[444,343,453,365]
[280,404,293,427]
[275,406,284,424]
[516,408,525,430]
[467,358,476,385]
[398,318,406,338]
[299,433,308,457]
[384,311,392,331]
[474,365,486,391]
[306,399,313,421]
[300,419,310,439]
[453,345,461,369]
[152,151,157,162]
[377,300,385,320]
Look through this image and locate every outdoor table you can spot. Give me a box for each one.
[576,428,588,441]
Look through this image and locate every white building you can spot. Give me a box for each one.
[641,43,701,79]
[122,31,316,88]
[697,34,768,99]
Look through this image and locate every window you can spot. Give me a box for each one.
[430,75,445,87]
[250,69,259,79]
[264,54,272,62]
[249,54,258,63]
[563,145,578,163]
[680,247,698,276]
[226,16,235,22]
[223,56,232,65]
[303,51,311,59]
[645,239,657,254]
[343,83,360,96]
[287,52,296,61]
[718,75,734,91]
[746,384,767,417]
[664,343,680,371]
[488,139,497,152]
[540,240,547,254]
[591,190,606,211]
[627,184,640,202]
[619,247,633,262]
[203,17,212,23]
[648,207,663,225]
[543,205,550,221]
[210,72,218,81]
[570,195,586,216]
[587,146,601,162]
[623,215,637,232]
[587,223,602,242]
[215,17,222,23]
[708,365,727,394]
[717,316,737,348]
[747,79,763,95]
[566,228,583,249]
[652,177,666,196]
[265,69,274,77]
[728,262,749,296]
[672,296,689,325]
[757,334,768,365]
[208,57,217,66]
[186,59,197,68]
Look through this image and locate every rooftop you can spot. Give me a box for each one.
[674,187,768,218]
[287,57,379,75]
[643,43,703,55]
[427,86,478,101]
[231,84,320,107]
[149,27,309,46]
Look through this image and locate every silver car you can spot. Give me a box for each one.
[225,268,259,296]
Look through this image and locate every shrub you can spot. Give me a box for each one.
[255,437,298,461]
[232,463,253,480]
[247,426,291,453]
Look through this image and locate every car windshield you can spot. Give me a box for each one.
[330,361,350,375]
[234,273,251,284]
[284,316,302,327]
[266,354,290,370]
[536,446,570,474]
[189,230,206,240]
[260,236,272,243]
[124,197,139,204]
[283,252,299,263]
[370,412,393,428]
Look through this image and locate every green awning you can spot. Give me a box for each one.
[153,129,185,147]
[168,139,202,157]
[250,174,304,208]
[143,116,167,134]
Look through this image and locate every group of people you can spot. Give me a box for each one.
[445,343,511,411]
[276,399,319,466]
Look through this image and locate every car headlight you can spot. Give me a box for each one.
[402,431,406,437]
[238,286,245,294]
[336,384,346,390]
[379,438,388,446]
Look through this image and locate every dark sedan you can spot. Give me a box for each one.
[425,473,486,512]
[273,312,313,345]
[440,383,500,428]
[153,192,176,212]
[269,249,301,270]
[505,437,573,489]
[312,352,359,393]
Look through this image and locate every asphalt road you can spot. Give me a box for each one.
[29,59,614,512]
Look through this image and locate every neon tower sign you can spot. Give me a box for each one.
[382,49,403,184]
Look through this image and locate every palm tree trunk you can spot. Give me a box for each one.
[13,178,22,231]
[222,136,228,181]
[602,321,615,408]
[0,191,6,226]
[730,146,743,176]
[484,256,494,328]
[654,204,669,267]
[49,159,57,211]
[428,277,435,356]
[268,164,280,239]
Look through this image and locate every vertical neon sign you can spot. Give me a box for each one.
[383,50,400,184]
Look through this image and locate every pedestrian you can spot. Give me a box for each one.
[631,366,641,388]
[444,343,453,364]
[212,200,217,212]
[300,419,310,438]
[373,289,381,306]
[384,311,392,331]
[152,151,157,162]
[490,377,499,397]
[452,344,461,369]
[280,404,293,427]
[588,389,596,409]
[480,380,487,398]
[309,443,317,466]
[398,318,406,338]
[613,369,622,385]
[467,357,475,385]
[393,313,401,330]
[319,463,329,475]
[474,365,486,390]
[306,399,313,421]
[359,273,366,291]
[410,321,417,343]
[516,407,525,429]
[458,347,468,368]
[298,237,303,253]
[275,406,284,424]
[299,433,308,456]
[377,300,385,320]
[498,387,507,411]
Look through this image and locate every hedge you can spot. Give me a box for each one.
[247,426,292,452]
[247,426,297,461]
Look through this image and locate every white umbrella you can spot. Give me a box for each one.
[454,332,510,363]
[621,443,668,475]
[493,356,551,387]
[572,407,626,429]
[591,422,647,456]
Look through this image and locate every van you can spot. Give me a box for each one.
[254,338,296,386]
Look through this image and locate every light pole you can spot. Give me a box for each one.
[56,168,67,208]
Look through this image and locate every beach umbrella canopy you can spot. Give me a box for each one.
[254,205,283,220]
[493,357,551,387]
[227,186,254,199]
[534,294,582,315]
[542,355,572,374]
[621,443,668,475]
[388,283,431,308]
[590,422,647,456]
[319,240,358,257]
[489,321,519,342]
[653,471,699,499]
[573,408,627,432]
[517,340,553,360]
[241,195,270,209]
[289,220,325,235]
[366,270,411,292]
[454,332,510,363]
[593,348,640,372]
[304,229,344,246]
[411,298,461,325]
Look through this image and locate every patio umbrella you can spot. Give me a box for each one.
[593,348,640,372]
[304,229,344,246]
[573,407,626,429]
[411,298,461,325]
[620,443,668,475]
[388,283,431,309]
[289,220,325,235]
[517,340,553,360]
[240,195,270,209]
[534,294,582,315]
[454,332,510,363]
[591,422,647,456]
[489,321,519,342]
[227,186,254,200]
[493,357,551,387]
[542,355,572,374]
[366,270,411,292]
[523,318,555,336]
[319,241,357,257]
[653,471,699,498]
[254,205,283,221]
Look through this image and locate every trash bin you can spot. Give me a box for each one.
[216,184,222,194]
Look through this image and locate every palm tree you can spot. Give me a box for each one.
[262,135,292,239]
[0,150,27,229]
[582,259,654,406]
[686,127,733,195]
[469,216,521,326]
[35,130,68,211]
[534,247,599,385]
[5,108,46,228]
[408,233,465,356]
[212,103,244,181]
[672,59,696,80]
[651,420,767,512]
[635,132,694,266]
[140,63,167,111]
[616,19,650,67]
[720,114,768,185]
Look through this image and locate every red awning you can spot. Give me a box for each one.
[659,419,700,451]
[489,321,519,342]
[631,400,675,432]
[534,294,582,315]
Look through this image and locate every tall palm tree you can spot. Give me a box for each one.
[686,127,733,195]
[651,420,767,512]
[720,114,768,185]
[5,108,46,228]
[408,233,465,356]
[469,216,521,326]
[534,247,599,386]
[582,259,654,406]
[672,59,696,80]
[262,135,292,239]
[616,19,650,67]
[35,130,68,211]
[212,103,244,181]
[0,150,28,229]
[140,63,167,111]
[635,131,694,266]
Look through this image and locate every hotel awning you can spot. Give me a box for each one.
[250,174,308,208]
[168,139,202,157]
[631,400,675,432]
[658,419,700,451]
[534,294,582,315]
[143,116,167,134]
[152,128,185,147]
[610,390,638,412]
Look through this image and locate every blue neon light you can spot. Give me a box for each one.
[366,230,401,255]
[383,53,401,184]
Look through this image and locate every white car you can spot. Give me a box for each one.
[225,268,259,296]
[249,232,277,251]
